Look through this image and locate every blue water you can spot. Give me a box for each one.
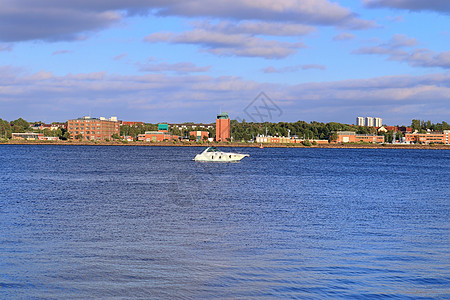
[0,145,449,299]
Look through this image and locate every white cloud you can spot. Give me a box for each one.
[138,61,211,73]
[333,32,356,41]
[52,50,71,55]
[192,20,316,37]
[155,0,376,29]
[364,0,450,14]
[1,67,449,124]
[262,64,326,73]
[145,29,305,59]
[0,44,13,52]
[353,34,450,69]
[113,53,128,61]
[0,0,376,42]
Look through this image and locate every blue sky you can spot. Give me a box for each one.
[0,0,449,125]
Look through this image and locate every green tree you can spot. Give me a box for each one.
[62,131,71,140]
[11,118,30,133]
[0,119,12,138]
[328,132,338,142]
[411,119,421,131]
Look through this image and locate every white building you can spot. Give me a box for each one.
[366,117,374,127]
[374,117,382,127]
[356,117,365,126]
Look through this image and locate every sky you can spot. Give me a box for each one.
[0,0,449,125]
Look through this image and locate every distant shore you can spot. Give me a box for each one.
[2,140,450,150]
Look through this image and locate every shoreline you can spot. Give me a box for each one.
[2,140,450,150]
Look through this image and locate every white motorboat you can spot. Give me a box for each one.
[193,147,249,162]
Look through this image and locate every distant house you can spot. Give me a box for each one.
[121,136,134,142]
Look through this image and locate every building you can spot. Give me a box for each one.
[137,123,179,142]
[190,131,209,141]
[67,116,120,140]
[216,113,230,142]
[384,126,399,132]
[255,136,329,144]
[357,116,382,127]
[335,131,384,143]
[256,136,291,143]
[374,117,383,127]
[404,131,450,144]
[158,124,169,132]
[399,126,413,133]
[120,121,144,127]
[12,133,44,140]
[169,123,215,130]
[356,117,365,127]
[30,123,66,131]
[11,133,59,141]
[137,131,179,142]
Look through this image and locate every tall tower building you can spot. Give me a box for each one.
[366,117,374,127]
[216,113,230,142]
[374,117,382,127]
[356,117,365,126]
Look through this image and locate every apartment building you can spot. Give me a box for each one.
[356,117,365,126]
[357,116,382,127]
[67,116,119,140]
[366,117,374,127]
[374,117,382,127]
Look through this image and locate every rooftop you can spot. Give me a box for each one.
[217,113,229,119]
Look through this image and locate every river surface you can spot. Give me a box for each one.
[0,145,449,299]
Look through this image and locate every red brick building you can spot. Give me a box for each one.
[335,131,384,143]
[190,131,209,141]
[137,132,179,142]
[137,124,179,142]
[67,116,120,141]
[405,131,450,144]
[120,121,144,127]
[216,113,230,142]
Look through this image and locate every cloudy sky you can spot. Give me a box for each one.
[0,0,449,125]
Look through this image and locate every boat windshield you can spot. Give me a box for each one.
[206,147,220,152]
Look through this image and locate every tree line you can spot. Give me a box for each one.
[0,118,69,139]
[1,118,448,142]
[230,119,449,143]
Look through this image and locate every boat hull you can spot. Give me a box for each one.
[194,152,249,162]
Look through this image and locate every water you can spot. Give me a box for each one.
[0,145,449,299]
